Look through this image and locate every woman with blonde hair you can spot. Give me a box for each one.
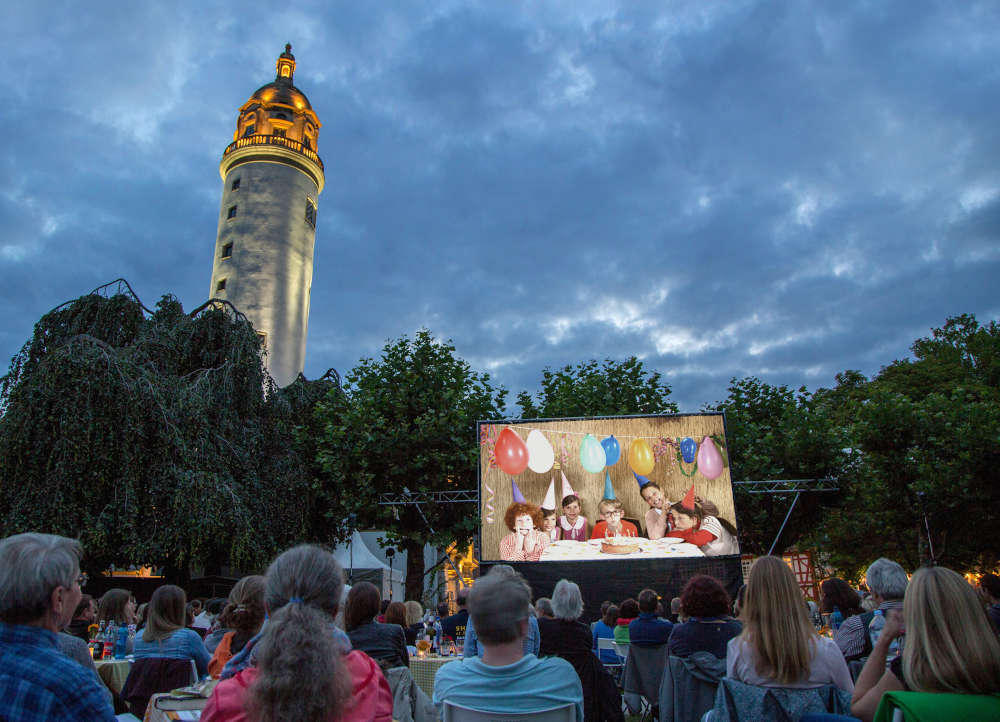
[851,566,1000,721]
[727,556,852,691]
[201,545,392,722]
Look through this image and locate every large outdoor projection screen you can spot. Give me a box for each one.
[478,413,739,563]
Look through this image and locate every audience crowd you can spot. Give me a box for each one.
[1,529,998,722]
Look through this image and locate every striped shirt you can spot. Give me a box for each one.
[833,600,903,659]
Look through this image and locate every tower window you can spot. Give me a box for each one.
[273,128,286,138]
[257,331,268,349]
[231,178,240,191]
[305,199,316,228]
[303,136,312,150]
[216,278,227,292]
[243,124,255,137]
[227,205,237,219]
[221,243,233,259]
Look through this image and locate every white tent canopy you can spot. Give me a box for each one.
[331,531,405,602]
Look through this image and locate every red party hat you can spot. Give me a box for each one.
[681,484,696,509]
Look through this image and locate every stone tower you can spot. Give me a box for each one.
[209,44,324,387]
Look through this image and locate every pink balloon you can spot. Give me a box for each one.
[697,436,724,479]
[494,427,530,475]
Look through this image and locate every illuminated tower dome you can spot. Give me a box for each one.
[209,44,324,387]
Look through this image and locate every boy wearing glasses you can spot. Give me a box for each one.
[589,499,638,539]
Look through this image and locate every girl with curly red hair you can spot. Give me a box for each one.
[499,502,550,562]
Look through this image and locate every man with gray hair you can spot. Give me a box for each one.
[0,533,116,721]
[834,556,908,661]
[434,571,583,720]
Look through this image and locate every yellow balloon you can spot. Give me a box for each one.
[628,438,655,476]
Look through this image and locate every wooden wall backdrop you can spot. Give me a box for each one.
[479,414,736,561]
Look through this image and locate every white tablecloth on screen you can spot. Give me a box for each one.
[540,538,705,561]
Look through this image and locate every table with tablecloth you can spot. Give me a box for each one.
[540,537,705,561]
[96,658,132,695]
[409,654,461,699]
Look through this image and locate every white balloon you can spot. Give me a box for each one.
[526,429,555,473]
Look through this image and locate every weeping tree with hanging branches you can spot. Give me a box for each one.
[0,281,340,582]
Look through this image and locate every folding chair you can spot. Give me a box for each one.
[597,637,626,684]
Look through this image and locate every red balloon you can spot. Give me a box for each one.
[494,427,529,475]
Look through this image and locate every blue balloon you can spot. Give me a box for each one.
[680,437,698,464]
[601,435,621,466]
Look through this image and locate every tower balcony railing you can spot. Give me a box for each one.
[223,134,324,171]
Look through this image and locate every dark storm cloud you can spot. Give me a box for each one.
[2,1,998,412]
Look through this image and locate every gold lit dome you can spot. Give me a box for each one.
[228,44,322,159]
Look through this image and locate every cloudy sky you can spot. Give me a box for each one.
[2,1,997,411]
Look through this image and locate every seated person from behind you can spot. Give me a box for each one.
[0,533,116,721]
[434,569,584,721]
[835,557,907,662]
[590,499,638,539]
[344,581,409,668]
[538,580,591,659]
[850,566,1000,722]
[439,586,470,643]
[664,485,737,556]
[559,495,589,541]
[463,566,541,658]
[613,598,639,643]
[66,593,97,641]
[201,545,392,722]
[979,573,1000,633]
[133,584,211,677]
[727,556,852,692]
[207,575,266,677]
[499,502,550,562]
[592,603,619,663]
[667,575,741,659]
[628,588,673,646]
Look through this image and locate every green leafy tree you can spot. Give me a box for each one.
[314,330,506,600]
[705,377,849,555]
[812,315,1000,574]
[0,285,322,582]
[516,357,678,418]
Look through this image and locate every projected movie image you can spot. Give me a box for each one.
[479,414,739,563]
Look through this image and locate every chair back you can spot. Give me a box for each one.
[598,637,625,662]
[622,643,668,716]
[708,678,852,722]
[442,701,576,722]
[385,666,437,722]
[659,652,725,722]
[120,657,198,717]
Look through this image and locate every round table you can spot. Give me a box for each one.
[95,658,132,695]
[409,653,461,699]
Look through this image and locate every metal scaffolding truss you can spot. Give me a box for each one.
[733,478,839,494]
[733,478,839,556]
[378,489,479,505]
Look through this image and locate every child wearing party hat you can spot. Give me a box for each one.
[665,485,738,556]
[540,478,560,542]
[499,481,550,561]
[634,472,673,540]
[557,471,589,541]
[589,476,638,539]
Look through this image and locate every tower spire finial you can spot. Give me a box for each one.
[276,44,296,82]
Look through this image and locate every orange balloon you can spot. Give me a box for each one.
[628,438,655,476]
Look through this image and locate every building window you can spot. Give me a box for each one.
[227,205,237,219]
[303,136,312,150]
[243,124,255,137]
[231,178,240,191]
[216,278,227,292]
[305,199,316,228]
[273,128,286,138]
[257,331,268,349]
[221,243,233,259]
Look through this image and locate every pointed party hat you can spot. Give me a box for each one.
[560,470,576,500]
[681,483,696,509]
[541,477,557,510]
[633,471,652,489]
[603,471,616,500]
[511,480,527,504]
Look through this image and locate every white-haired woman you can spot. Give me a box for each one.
[851,566,1000,721]
[537,579,591,658]
[201,545,392,722]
